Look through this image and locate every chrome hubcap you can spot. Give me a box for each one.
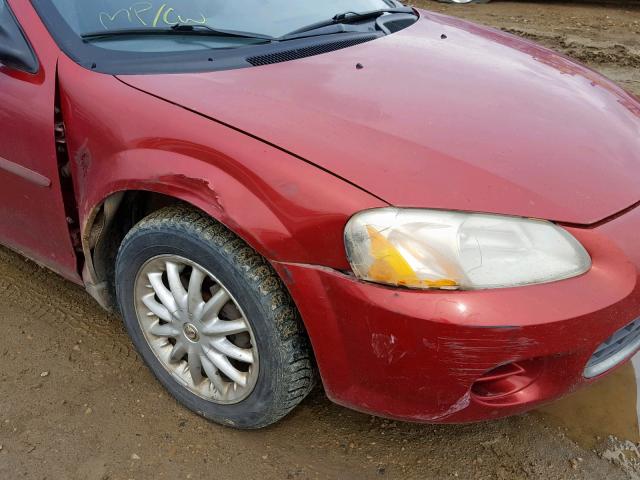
[133,255,259,404]
[183,323,200,342]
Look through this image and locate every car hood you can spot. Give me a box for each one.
[117,10,640,224]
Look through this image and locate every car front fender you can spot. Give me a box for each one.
[57,55,386,272]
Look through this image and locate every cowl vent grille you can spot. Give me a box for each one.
[246,35,378,67]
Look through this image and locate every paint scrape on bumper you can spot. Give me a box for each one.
[272,204,640,422]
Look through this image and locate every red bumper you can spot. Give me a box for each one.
[273,204,640,423]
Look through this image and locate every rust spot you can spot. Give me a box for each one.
[73,139,92,199]
[75,139,92,178]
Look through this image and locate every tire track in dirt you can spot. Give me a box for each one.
[0,248,138,369]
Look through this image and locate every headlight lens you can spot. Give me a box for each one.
[344,208,591,290]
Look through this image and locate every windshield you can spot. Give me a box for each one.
[48,0,403,40]
[34,0,413,74]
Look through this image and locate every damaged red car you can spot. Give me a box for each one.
[2,0,640,429]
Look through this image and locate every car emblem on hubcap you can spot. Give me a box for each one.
[183,323,199,342]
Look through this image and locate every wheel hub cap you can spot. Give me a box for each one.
[183,323,200,342]
[133,255,259,405]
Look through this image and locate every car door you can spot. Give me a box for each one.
[0,0,80,281]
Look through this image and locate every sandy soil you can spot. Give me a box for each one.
[2,2,640,479]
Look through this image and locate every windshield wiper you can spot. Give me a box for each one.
[82,23,273,42]
[279,7,415,39]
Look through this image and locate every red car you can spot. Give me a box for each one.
[2,0,640,429]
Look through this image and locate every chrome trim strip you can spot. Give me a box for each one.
[0,156,51,188]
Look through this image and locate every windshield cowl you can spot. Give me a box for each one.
[33,1,418,74]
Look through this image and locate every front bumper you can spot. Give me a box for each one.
[273,203,640,423]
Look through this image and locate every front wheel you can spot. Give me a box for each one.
[115,206,315,429]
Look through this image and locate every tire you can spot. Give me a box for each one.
[115,205,315,429]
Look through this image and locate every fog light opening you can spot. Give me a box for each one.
[471,362,532,400]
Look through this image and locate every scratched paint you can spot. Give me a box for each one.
[537,352,640,449]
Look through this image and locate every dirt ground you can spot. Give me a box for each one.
[419,0,640,96]
[2,2,640,479]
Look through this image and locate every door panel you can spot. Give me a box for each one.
[0,1,79,281]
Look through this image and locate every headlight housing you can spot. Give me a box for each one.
[344,208,591,290]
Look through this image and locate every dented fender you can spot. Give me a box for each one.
[56,55,386,282]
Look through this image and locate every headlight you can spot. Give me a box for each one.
[344,208,591,290]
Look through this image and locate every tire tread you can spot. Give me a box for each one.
[117,205,316,428]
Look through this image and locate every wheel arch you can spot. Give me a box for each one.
[80,181,286,311]
[58,59,386,309]
[75,140,384,309]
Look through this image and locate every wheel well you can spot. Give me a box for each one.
[83,190,184,310]
[83,191,320,386]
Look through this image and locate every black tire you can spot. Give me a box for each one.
[115,205,315,429]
